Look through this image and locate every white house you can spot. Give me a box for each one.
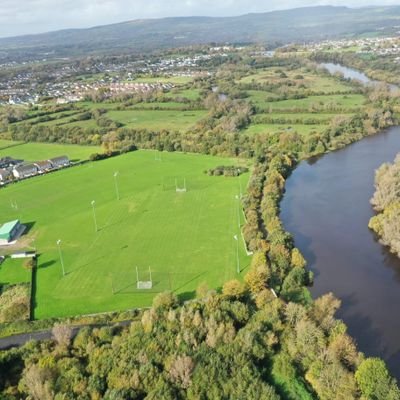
[49,155,70,168]
[34,160,53,173]
[12,164,38,179]
[0,169,12,183]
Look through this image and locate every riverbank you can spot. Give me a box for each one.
[369,153,400,258]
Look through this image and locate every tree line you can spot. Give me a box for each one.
[0,283,398,399]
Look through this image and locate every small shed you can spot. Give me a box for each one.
[0,220,20,242]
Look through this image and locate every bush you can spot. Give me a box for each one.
[152,291,178,310]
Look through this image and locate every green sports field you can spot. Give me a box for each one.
[0,151,250,319]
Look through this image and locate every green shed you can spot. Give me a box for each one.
[0,220,20,242]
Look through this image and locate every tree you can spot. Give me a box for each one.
[310,293,341,333]
[250,251,269,270]
[196,282,211,299]
[52,323,73,348]
[152,291,178,310]
[255,289,275,309]
[21,364,54,400]
[355,358,400,400]
[291,248,306,268]
[168,355,195,389]
[222,280,247,299]
[244,266,269,295]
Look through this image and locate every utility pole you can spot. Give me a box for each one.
[57,239,65,276]
[91,200,98,232]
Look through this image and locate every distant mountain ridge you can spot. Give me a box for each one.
[1,5,400,60]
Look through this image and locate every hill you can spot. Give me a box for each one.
[1,6,400,60]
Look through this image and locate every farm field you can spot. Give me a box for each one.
[239,67,353,93]
[237,64,367,139]
[107,109,205,130]
[130,101,197,109]
[31,107,206,131]
[253,94,365,112]
[244,123,327,136]
[0,140,100,162]
[170,88,202,100]
[0,151,251,319]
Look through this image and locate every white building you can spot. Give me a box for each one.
[34,160,53,173]
[12,164,38,179]
[0,169,12,183]
[49,156,70,168]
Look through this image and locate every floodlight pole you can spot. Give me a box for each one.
[113,172,120,200]
[91,200,98,232]
[238,169,242,198]
[57,239,65,276]
[136,266,139,283]
[237,194,241,229]
[234,235,240,274]
[149,266,152,283]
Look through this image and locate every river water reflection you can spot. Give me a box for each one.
[281,64,400,378]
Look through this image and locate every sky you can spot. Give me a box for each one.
[0,0,399,38]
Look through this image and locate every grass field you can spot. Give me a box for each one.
[130,101,196,110]
[239,67,353,94]
[0,141,100,162]
[0,151,250,319]
[238,65,367,138]
[244,123,326,136]
[0,259,31,286]
[170,88,202,101]
[35,109,206,131]
[256,94,364,112]
[107,109,205,130]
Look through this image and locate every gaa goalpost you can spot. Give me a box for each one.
[136,266,153,289]
[175,178,187,193]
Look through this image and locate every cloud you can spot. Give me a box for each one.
[0,0,399,37]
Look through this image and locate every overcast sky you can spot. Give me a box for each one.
[0,0,399,38]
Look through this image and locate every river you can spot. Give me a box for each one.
[320,62,399,92]
[281,64,400,378]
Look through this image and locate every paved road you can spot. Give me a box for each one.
[0,320,131,350]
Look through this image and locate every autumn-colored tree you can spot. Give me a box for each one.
[152,291,178,310]
[168,355,195,389]
[291,248,306,268]
[21,364,54,400]
[244,263,270,295]
[52,323,73,348]
[222,279,247,299]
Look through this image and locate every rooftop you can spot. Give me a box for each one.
[0,220,19,235]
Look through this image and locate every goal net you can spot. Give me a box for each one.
[137,280,153,290]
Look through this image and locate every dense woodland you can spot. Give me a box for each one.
[1,53,400,398]
[369,154,400,257]
[1,287,399,399]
